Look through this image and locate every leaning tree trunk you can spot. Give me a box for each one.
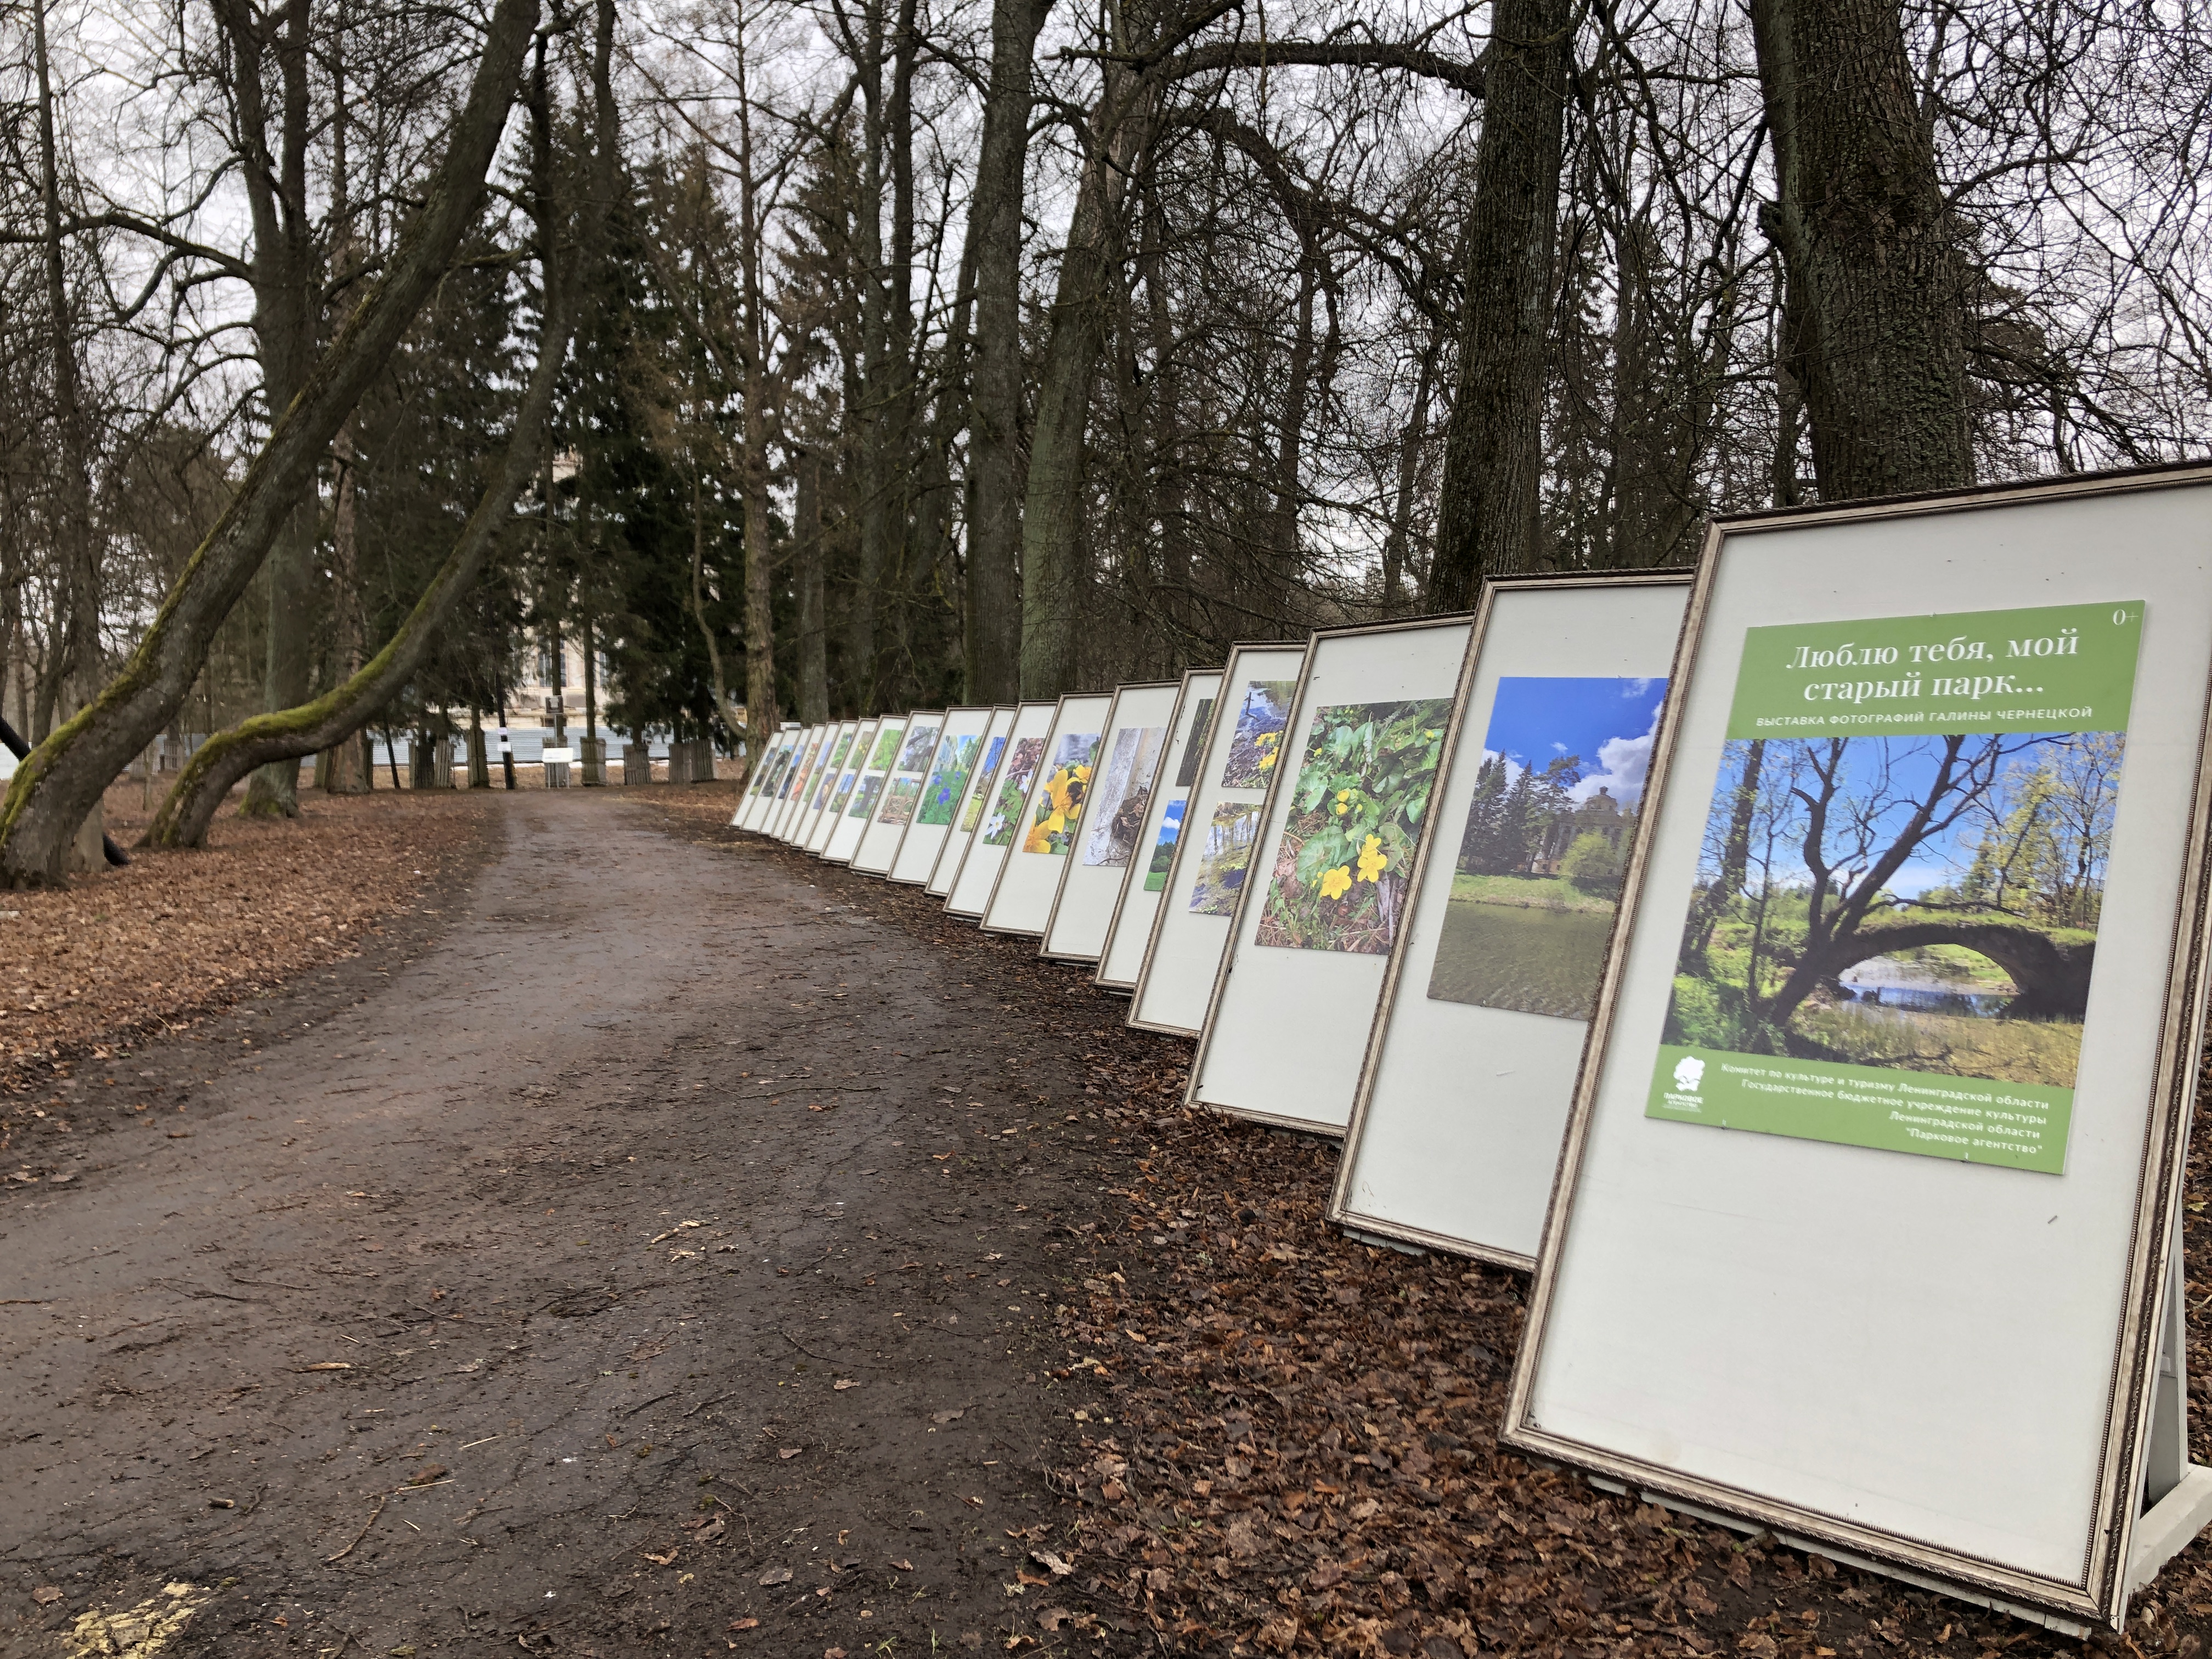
[1427,0,1570,608]
[0,0,538,885]
[964,0,1056,704]
[145,0,613,850]
[1749,0,1972,500]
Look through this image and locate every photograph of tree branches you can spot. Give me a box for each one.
[1665,732,2123,1087]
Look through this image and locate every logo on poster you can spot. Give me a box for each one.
[1666,1055,1706,1109]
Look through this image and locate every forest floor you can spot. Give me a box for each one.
[1,783,2208,1659]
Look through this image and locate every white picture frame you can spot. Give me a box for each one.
[822,716,906,865]
[980,693,1115,936]
[737,727,800,830]
[1186,616,1474,1133]
[946,702,1058,917]
[888,707,995,884]
[1096,670,1225,992]
[1329,574,1691,1263]
[851,712,944,874]
[792,720,860,849]
[1041,681,1181,962]
[1506,465,2212,1631]
[1128,643,1310,1035]
[768,725,830,840]
[808,718,880,854]
[927,707,1017,898]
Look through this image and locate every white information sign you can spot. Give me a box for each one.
[809,719,879,854]
[736,730,794,829]
[981,693,1114,936]
[927,708,1017,897]
[822,718,906,865]
[888,707,994,884]
[1096,670,1224,991]
[1507,467,2212,1630]
[1330,575,1691,1263]
[768,725,830,840]
[1187,617,1472,1133]
[1128,644,1308,1035]
[852,713,944,874]
[946,702,1057,917]
[1041,682,1180,961]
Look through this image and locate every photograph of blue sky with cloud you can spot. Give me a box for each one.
[1426,676,1666,1018]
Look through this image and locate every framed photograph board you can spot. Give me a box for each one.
[1041,682,1181,962]
[792,720,859,849]
[981,693,1115,936]
[1329,574,1691,1263]
[1128,644,1309,1036]
[737,727,799,830]
[809,719,880,854]
[768,725,830,840]
[1186,617,1472,1132]
[927,707,1017,897]
[889,707,994,884]
[823,716,907,865]
[1506,466,2212,1631]
[946,702,1057,917]
[1096,671,1225,991]
[852,712,944,874]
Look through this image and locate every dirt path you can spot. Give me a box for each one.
[2,791,1143,1658]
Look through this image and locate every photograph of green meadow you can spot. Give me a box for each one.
[1256,700,1449,954]
[1661,730,2121,1087]
[1427,677,1667,1018]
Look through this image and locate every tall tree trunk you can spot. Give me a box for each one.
[845,0,892,707]
[231,0,324,820]
[320,35,369,794]
[1428,0,1570,607]
[796,450,829,721]
[0,0,540,885]
[1381,333,1440,613]
[32,0,103,870]
[964,0,1056,703]
[1020,50,1144,699]
[1750,0,1972,500]
[733,4,779,756]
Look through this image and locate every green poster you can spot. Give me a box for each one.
[1646,600,2143,1174]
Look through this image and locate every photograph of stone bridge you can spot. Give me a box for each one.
[1663,730,2122,1090]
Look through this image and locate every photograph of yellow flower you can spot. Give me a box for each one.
[1256,699,1451,954]
[1021,733,1101,855]
[1220,681,1296,788]
[1190,804,1262,916]
[980,738,1046,847]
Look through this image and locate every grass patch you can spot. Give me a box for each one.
[1449,871,1614,915]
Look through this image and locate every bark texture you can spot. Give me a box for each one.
[1427,0,1570,608]
[1749,0,1973,500]
[963,0,1054,704]
[0,0,539,884]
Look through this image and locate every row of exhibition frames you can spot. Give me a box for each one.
[729,464,2212,1636]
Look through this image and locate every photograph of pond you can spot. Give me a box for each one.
[918,736,981,826]
[1660,728,2122,1087]
[896,725,940,774]
[1144,799,1187,891]
[980,738,1047,847]
[1082,726,1167,867]
[1428,677,1668,1017]
[957,735,1009,833]
[1257,700,1451,954]
[1022,733,1101,855]
[1220,681,1297,788]
[878,775,923,827]
[1190,804,1262,916]
[1174,698,1218,788]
